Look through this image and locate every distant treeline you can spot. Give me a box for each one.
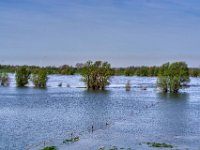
[0,64,200,77]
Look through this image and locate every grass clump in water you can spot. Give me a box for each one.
[63,136,80,143]
[99,146,132,150]
[146,142,173,148]
[125,80,131,91]
[98,147,105,150]
[41,146,57,150]
[109,146,118,150]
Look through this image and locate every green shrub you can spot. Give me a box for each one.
[31,69,48,88]
[0,73,10,86]
[81,61,112,90]
[157,62,190,93]
[15,66,31,87]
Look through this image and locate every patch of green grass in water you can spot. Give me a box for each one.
[63,136,80,143]
[109,146,118,150]
[41,146,57,150]
[146,142,173,148]
[98,146,131,150]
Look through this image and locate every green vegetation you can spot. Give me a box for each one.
[120,66,159,77]
[98,147,105,150]
[109,146,118,150]
[98,146,131,150]
[41,146,57,150]
[0,73,10,86]
[31,69,48,88]
[125,80,131,91]
[81,61,112,90]
[0,62,200,77]
[157,62,190,93]
[63,136,80,143]
[146,142,173,148]
[59,65,76,75]
[15,66,31,87]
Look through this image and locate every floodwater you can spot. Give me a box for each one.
[0,75,200,150]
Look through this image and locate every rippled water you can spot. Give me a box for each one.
[0,75,200,150]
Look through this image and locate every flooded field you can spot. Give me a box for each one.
[0,75,200,150]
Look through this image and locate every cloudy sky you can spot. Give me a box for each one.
[0,0,200,67]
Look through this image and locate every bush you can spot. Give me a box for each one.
[81,61,112,90]
[0,73,10,86]
[15,66,31,87]
[63,136,79,143]
[157,62,190,93]
[146,142,173,148]
[31,69,48,88]
[41,146,57,150]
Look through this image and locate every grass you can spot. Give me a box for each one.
[109,146,118,150]
[98,146,131,150]
[41,146,57,150]
[98,147,105,150]
[146,142,173,148]
[63,136,80,143]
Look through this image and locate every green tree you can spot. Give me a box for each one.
[157,62,190,93]
[189,69,199,77]
[124,68,132,76]
[0,73,10,86]
[81,61,112,90]
[31,69,48,88]
[15,66,31,87]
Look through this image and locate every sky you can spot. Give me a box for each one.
[0,0,200,67]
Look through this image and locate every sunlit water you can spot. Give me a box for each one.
[0,75,200,150]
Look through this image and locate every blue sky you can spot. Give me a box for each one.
[0,0,200,67]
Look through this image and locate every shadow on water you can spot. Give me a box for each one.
[157,92,189,101]
[83,89,111,95]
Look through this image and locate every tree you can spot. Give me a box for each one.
[81,61,112,90]
[0,73,10,86]
[157,62,190,93]
[31,69,48,88]
[59,65,75,75]
[125,80,131,91]
[15,66,31,87]
[189,69,199,77]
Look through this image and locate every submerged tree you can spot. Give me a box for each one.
[157,62,190,93]
[15,66,31,87]
[125,80,131,91]
[81,61,112,90]
[31,69,48,88]
[0,73,10,86]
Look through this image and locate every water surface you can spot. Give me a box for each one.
[0,75,200,150]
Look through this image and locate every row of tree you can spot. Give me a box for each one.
[0,61,191,93]
[0,66,48,88]
[81,61,190,93]
[0,64,200,77]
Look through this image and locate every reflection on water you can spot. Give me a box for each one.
[157,92,189,101]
